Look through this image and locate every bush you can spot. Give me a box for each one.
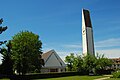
[112,70,120,78]
[0,72,80,79]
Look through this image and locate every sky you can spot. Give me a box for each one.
[0,0,120,63]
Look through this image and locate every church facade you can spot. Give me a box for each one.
[41,50,66,73]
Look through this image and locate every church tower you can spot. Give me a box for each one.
[82,9,95,56]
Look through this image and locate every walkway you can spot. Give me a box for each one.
[94,77,110,80]
[94,75,112,80]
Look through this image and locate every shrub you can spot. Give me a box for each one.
[112,70,120,78]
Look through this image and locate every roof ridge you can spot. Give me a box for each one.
[43,49,55,54]
[42,49,55,63]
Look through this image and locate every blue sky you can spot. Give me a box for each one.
[0,0,120,62]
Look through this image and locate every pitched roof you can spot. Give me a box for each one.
[42,50,53,62]
[42,50,66,68]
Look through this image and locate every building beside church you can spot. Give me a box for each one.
[82,9,95,56]
[41,50,66,73]
[111,58,120,69]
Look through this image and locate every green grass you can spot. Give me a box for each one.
[33,75,105,80]
[2,75,119,80]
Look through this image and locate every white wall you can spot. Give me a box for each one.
[45,53,61,67]
[82,9,87,56]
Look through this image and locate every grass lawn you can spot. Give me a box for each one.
[1,75,119,80]
[33,75,105,80]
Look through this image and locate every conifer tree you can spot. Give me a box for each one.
[0,18,13,75]
[0,18,7,45]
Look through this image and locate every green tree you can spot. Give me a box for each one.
[11,31,43,75]
[0,18,7,34]
[65,53,112,75]
[65,53,75,71]
[0,43,13,75]
[0,18,7,46]
[0,18,12,75]
[65,53,83,72]
[73,55,83,72]
[95,53,113,74]
[82,54,97,74]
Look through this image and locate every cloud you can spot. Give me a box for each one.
[57,48,120,61]
[96,49,120,58]
[56,38,120,60]
[95,38,120,58]
[63,44,82,49]
[42,47,55,53]
[62,38,120,49]
[42,43,82,61]
[42,38,120,60]
[57,51,82,61]
[95,38,120,48]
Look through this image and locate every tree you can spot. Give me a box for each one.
[95,53,113,74]
[0,41,13,75]
[82,54,97,74]
[65,53,83,72]
[65,53,113,75]
[0,18,12,75]
[0,18,7,46]
[72,55,83,72]
[65,53,75,71]
[0,18,7,54]
[11,31,43,75]
[0,18,7,34]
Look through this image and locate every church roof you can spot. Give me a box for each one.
[42,50,53,62]
[42,50,66,68]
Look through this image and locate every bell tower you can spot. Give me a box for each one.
[82,9,95,56]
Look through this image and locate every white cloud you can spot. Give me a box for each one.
[57,49,120,61]
[57,51,82,61]
[62,38,120,49]
[95,38,120,58]
[63,44,82,49]
[96,49,120,58]
[95,38,120,48]
[42,38,120,61]
[43,48,52,52]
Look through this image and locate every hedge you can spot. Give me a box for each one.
[0,72,80,80]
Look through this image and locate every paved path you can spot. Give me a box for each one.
[94,75,112,80]
[94,77,110,80]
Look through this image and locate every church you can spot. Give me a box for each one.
[41,50,66,73]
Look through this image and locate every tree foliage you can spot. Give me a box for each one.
[0,18,7,46]
[65,53,113,75]
[0,18,7,34]
[73,55,83,72]
[0,41,13,75]
[0,19,13,75]
[65,53,75,71]
[11,31,43,74]
[82,54,97,74]
[95,53,113,74]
